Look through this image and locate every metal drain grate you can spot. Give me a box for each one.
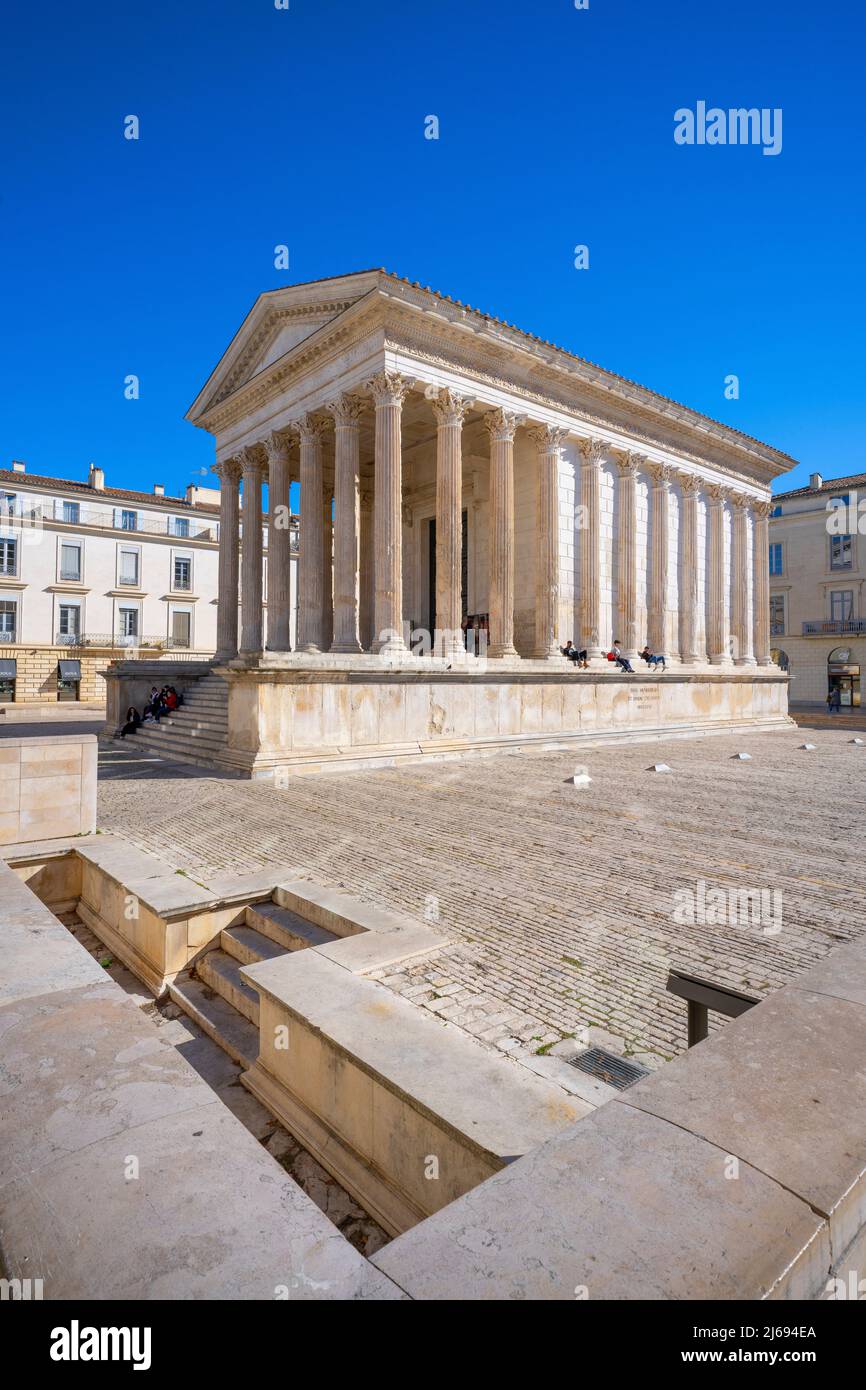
[563,1047,650,1091]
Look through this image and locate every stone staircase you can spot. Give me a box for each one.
[169,898,340,1067]
[130,673,229,768]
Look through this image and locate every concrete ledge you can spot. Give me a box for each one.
[368,942,866,1300]
[0,859,402,1300]
[241,948,592,1237]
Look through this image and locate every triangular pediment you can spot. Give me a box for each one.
[186,270,382,422]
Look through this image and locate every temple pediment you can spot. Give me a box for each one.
[186,270,382,421]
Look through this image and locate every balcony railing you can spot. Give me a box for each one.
[4,503,218,542]
[54,632,193,650]
[802,619,866,636]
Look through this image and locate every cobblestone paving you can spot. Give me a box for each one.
[96,726,866,1064]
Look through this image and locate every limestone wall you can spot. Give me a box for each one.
[0,733,96,844]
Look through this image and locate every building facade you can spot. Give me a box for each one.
[105,268,792,776]
[769,470,866,707]
[0,462,298,703]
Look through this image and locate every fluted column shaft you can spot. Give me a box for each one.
[264,434,292,652]
[485,409,520,658]
[616,454,640,658]
[707,488,729,664]
[579,441,604,658]
[321,491,334,651]
[329,397,362,653]
[753,501,772,665]
[731,498,754,664]
[239,449,265,656]
[648,464,671,656]
[529,424,567,658]
[359,492,374,652]
[214,459,241,660]
[432,390,469,656]
[296,417,325,652]
[678,475,701,665]
[369,372,410,655]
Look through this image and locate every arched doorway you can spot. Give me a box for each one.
[771,647,790,673]
[828,647,861,708]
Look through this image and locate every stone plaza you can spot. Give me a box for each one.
[97,719,864,1066]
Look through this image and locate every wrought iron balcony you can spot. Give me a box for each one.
[802,619,866,636]
[54,632,193,650]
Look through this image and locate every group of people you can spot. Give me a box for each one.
[119,684,181,738]
[560,641,667,673]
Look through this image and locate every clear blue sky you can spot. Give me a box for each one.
[1,0,862,499]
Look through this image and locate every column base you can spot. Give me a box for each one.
[734,657,757,667]
[214,648,238,663]
[488,644,519,660]
[330,640,363,655]
[709,654,733,666]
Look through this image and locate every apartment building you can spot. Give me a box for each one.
[0,461,298,703]
[769,470,866,707]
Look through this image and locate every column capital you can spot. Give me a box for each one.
[213,457,242,484]
[615,449,643,478]
[751,498,773,520]
[677,470,702,496]
[578,436,609,465]
[327,393,364,428]
[290,413,329,444]
[237,445,266,480]
[527,423,568,452]
[429,386,472,427]
[484,407,523,443]
[706,482,730,506]
[366,371,412,408]
[729,491,752,513]
[262,430,291,467]
[645,460,673,487]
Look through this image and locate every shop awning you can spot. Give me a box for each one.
[58,659,81,680]
[0,659,17,678]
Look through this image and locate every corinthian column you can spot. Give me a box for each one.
[264,432,292,652]
[615,452,640,659]
[368,371,410,655]
[646,462,671,657]
[753,500,772,665]
[578,439,605,659]
[328,395,363,653]
[214,458,241,660]
[731,495,754,665]
[707,485,730,664]
[485,408,521,658]
[678,473,701,665]
[295,415,326,653]
[431,388,470,656]
[239,447,265,657]
[529,423,568,659]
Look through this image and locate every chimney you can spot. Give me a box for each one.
[88,463,105,491]
[809,472,823,490]
[153,483,164,497]
[11,460,25,473]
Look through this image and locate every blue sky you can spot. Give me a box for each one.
[1,0,862,499]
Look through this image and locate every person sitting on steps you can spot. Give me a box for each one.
[639,644,667,670]
[611,641,634,673]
